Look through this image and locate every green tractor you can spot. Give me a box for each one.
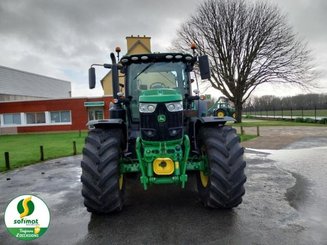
[81,50,246,213]
[208,96,236,119]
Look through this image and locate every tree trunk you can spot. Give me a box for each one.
[235,101,243,123]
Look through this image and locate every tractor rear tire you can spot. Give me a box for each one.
[81,128,125,214]
[197,126,246,208]
[216,109,225,118]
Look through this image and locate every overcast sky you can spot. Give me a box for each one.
[0,0,326,98]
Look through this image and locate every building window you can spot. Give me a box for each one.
[50,111,71,123]
[3,113,21,125]
[26,112,46,124]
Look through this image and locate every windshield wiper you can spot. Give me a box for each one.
[133,63,154,81]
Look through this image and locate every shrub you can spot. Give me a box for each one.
[304,118,316,123]
[294,117,304,122]
[319,118,327,124]
[245,115,255,119]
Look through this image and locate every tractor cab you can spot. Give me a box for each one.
[120,53,196,124]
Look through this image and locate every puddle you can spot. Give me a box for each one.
[246,141,327,244]
[285,172,311,210]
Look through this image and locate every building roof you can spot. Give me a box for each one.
[0,65,71,98]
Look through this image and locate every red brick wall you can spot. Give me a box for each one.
[0,97,113,133]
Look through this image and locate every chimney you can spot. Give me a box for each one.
[126,35,151,55]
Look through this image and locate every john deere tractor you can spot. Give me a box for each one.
[208,96,236,119]
[81,49,246,214]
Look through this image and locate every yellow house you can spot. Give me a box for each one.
[101,35,151,95]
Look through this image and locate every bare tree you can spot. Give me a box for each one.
[175,0,315,122]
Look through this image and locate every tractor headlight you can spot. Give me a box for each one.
[139,103,157,113]
[165,101,183,112]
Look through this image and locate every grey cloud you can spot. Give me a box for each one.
[0,0,325,96]
[270,0,327,41]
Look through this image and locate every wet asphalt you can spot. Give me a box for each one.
[0,137,327,245]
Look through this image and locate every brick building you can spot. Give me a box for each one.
[0,97,113,134]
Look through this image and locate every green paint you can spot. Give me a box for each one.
[83,101,105,107]
[17,199,34,217]
[136,137,148,190]
[181,135,190,188]
[149,176,180,184]
[139,89,182,103]
[7,228,48,241]
[118,136,211,190]
[157,114,166,123]
[185,161,205,171]
[120,162,140,173]
[132,135,192,189]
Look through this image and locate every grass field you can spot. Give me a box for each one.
[245,109,327,118]
[0,132,87,171]
[0,130,256,172]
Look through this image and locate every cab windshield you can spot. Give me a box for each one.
[128,62,188,94]
[127,61,188,121]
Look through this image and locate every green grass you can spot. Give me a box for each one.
[245,109,327,117]
[240,134,257,142]
[0,132,87,172]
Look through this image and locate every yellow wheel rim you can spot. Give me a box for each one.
[217,111,225,118]
[119,174,124,190]
[200,171,209,187]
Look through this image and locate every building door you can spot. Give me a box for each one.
[88,108,104,121]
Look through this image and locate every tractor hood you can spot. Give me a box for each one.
[139,89,182,103]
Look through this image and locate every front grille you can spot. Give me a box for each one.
[140,103,183,141]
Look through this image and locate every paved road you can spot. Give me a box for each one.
[241,126,327,149]
[1,137,327,244]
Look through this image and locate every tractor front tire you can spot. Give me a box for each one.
[81,128,125,214]
[197,126,246,208]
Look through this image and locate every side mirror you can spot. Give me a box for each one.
[199,55,210,80]
[89,67,96,89]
